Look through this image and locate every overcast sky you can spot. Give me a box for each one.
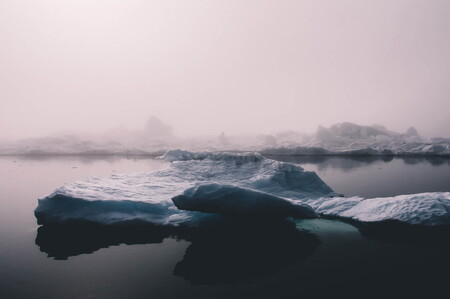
[1,0,449,140]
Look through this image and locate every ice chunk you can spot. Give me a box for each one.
[35,150,333,226]
[305,192,450,226]
[337,193,450,226]
[35,150,450,227]
[172,183,318,219]
[34,193,187,226]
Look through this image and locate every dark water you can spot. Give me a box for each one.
[0,155,449,298]
[268,155,450,198]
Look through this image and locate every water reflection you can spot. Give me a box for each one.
[35,224,177,260]
[36,218,320,284]
[5,154,159,164]
[400,156,450,166]
[10,153,450,168]
[351,220,450,246]
[173,219,319,284]
[267,155,449,171]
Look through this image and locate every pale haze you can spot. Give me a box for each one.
[1,0,449,140]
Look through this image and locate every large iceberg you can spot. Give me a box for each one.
[35,150,333,226]
[35,150,450,227]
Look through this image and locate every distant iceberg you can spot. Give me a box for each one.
[35,150,450,227]
[0,116,177,156]
[3,121,449,157]
[261,123,450,157]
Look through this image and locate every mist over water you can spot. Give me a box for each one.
[1,2,450,298]
[1,0,450,140]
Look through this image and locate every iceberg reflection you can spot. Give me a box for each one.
[173,219,320,284]
[36,218,320,284]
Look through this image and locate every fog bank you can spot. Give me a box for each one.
[1,0,449,139]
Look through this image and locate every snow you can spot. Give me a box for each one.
[34,150,450,227]
[304,192,450,226]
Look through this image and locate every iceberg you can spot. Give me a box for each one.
[35,150,333,226]
[3,121,449,157]
[261,122,450,157]
[34,150,450,227]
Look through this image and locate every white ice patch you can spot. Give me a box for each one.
[304,193,450,226]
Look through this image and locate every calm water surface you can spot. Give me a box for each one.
[268,155,450,197]
[0,155,449,298]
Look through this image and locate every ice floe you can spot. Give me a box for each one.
[305,192,450,226]
[35,150,450,227]
[35,150,332,226]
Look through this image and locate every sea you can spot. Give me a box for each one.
[0,155,449,298]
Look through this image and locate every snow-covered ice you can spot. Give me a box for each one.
[35,150,450,227]
[35,150,332,226]
[304,193,450,226]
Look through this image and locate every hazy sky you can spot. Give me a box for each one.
[1,0,449,139]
